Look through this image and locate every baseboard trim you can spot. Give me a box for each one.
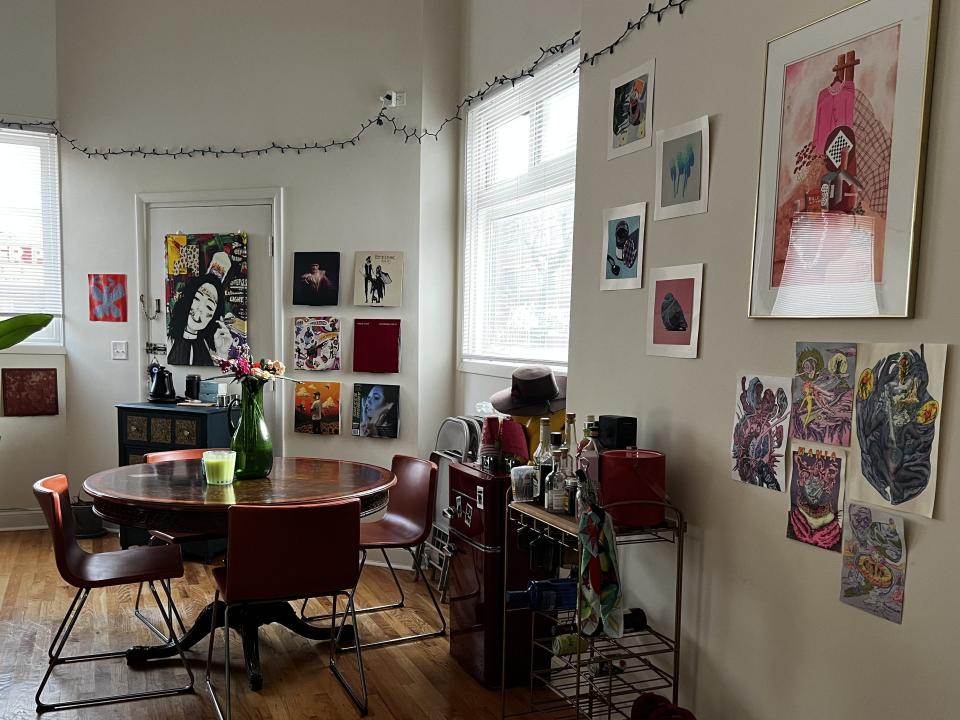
[0,509,44,531]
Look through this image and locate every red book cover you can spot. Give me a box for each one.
[352,319,400,373]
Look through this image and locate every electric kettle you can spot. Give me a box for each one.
[148,362,177,402]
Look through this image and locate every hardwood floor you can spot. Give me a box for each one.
[0,530,516,720]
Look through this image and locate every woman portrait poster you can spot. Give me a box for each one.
[351,383,399,438]
[165,233,249,366]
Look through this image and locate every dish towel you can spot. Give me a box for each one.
[577,504,623,638]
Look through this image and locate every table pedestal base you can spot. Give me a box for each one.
[126,600,353,691]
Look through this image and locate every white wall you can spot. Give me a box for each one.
[0,0,56,121]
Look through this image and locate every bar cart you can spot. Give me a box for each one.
[500,498,685,719]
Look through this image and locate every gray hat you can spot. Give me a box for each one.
[490,365,567,416]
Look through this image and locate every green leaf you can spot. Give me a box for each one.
[0,314,53,350]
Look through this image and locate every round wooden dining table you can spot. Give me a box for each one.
[83,456,396,691]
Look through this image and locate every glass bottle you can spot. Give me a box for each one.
[577,424,601,511]
[562,413,577,455]
[532,418,552,504]
[545,449,567,513]
[578,415,595,456]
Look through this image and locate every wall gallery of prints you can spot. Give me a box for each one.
[602,0,941,625]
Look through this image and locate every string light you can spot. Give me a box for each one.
[0,0,691,160]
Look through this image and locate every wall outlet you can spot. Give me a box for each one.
[111,340,128,360]
[381,90,406,108]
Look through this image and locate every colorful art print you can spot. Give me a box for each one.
[1,368,58,416]
[646,264,703,359]
[352,383,399,438]
[654,116,710,221]
[750,1,938,317]
[164,233,248,367]
[731,374,791,492]
[294,381,340,436]
[790,342,857,446]
[292,252,340,306]
[786,444,845,552]
[293,317,340,371]
[608,59,655,160]
[840,502,906,624]
[88,274,127,322]
[353,251,403,307]
[847,343,946,518]
[600,203,645,291]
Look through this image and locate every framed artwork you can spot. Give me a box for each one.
[293,381,341,436]
[600,202,646,290]
[292,252,340,306]
[749,0,939,317]
[654,115,710,220]
[354,251,403,307]
[164,232,248,367]
[2,368,59,416]
[731,374,792,492]
[608,59,656,160]
[646,264,703,358]
[88,274,127,322]
[293,317,340,371]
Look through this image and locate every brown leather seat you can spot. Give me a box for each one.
[32,474,193,713]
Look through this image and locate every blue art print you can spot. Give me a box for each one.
[731,375,791,492]
[840,503,906,624]
[791,342,856,446]
[605,215,640,280]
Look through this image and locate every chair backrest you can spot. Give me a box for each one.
[387,455,439,547]
[223,499,360,603]
[33,475,86,588]
[144,448,227,463]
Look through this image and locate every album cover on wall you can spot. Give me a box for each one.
[353,251,403,307]
[293,317,340,370]
[351,383,400,438]
[353,319,400,373]
[294,381,341,435]
[292,252,340,306]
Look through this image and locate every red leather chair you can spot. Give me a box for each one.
[133,448,228,642]
[32,475,194,714]
[206,499,366,718]
[302,455,445,650]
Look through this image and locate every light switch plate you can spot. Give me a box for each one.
[111,340,128,360]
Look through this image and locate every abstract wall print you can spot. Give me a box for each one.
[88,274,127,322]
[750,0,938,317]
[293,317,340,371]
[165,233,248,366]
[654,115,710,221]
[608,59,655,160]
[354,251,403,307]
[791,342,857,446]
[294,381,340,436]
[1,368,58,416]
[352,383,400,438]
[646,264,703,359]
[848,343,946,518]
[292,252,340,306]
[840,502,906,624]
[731,374,792,492]
[600,202,646,290]
[786,444,845,552]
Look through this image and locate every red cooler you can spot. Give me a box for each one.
[598,449,666,527]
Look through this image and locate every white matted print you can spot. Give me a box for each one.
[354,251,403,307]
[646,264,703,358]
[655,115,710,220]
[608,59,656,160]
[600,202,646,290]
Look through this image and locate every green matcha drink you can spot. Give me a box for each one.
[203,450,236,485]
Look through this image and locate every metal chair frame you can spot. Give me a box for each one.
[133,537,189,642]
[36,580,194,714]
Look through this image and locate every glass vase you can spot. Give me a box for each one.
[230,381,273,480]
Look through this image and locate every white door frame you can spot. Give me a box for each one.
[133,187,285,455]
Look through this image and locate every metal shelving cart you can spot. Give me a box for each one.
[500,499,685,719]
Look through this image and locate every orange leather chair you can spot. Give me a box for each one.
[33,475,194,714]
[302,455,445,650]
[206,499,367,718]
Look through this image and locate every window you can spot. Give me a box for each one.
[0,127,62,346]
[461,50,579,371]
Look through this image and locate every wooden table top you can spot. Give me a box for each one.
[83,457,396,513]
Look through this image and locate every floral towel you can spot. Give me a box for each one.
[577,505,623,638]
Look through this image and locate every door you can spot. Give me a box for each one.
[143,202,278,443]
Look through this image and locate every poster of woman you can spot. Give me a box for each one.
[351,383,400,438]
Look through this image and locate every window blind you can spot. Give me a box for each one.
[462,50,579,369]
[0,127,62,345]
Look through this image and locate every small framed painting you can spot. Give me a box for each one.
[608,59,656,160]
[600,202,646,290]
[655,116,710,221]
[749,0,938,317]
[646,263,703,359]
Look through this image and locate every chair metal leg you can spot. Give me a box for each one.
[330,586,368,715]
[300,548,408,624]
[135,577,187,642]
[37,582,194,714]
[205,592,231,720]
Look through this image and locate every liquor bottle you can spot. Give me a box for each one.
[505,577,578,611]
[577,424,602,510]
[545,450,567,513]
[562,412,578,455]
[532,418,552,505]
[577,415,595,456]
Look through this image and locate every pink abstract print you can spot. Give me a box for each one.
[787,447,844,552]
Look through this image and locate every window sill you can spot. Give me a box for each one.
[0,345,67,356]
[459,359,567,379]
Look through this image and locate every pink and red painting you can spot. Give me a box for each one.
[2,368,59,416]
[88,274,128,322]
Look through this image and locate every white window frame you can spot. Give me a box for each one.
[458,51,579,378]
